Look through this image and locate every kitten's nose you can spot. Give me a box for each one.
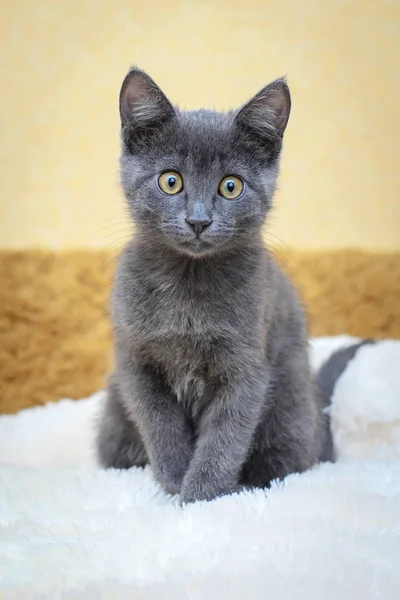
[186,217,213,238]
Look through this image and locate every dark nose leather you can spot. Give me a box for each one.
[186,217,213,237]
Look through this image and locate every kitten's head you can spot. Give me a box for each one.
[119,67,290,257]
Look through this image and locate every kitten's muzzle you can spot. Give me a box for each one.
[185,216,213,238]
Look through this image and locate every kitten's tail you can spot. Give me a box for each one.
[316,338,375,462]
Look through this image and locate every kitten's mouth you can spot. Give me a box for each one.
[180,237,215,256]
[163,227,232,257]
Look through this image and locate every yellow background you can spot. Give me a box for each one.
[1,0,399,250]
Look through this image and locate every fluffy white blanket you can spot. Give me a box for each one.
[1,336,400,599]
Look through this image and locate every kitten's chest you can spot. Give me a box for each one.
[115,252,263,405]
[138,291,231,363]
[130,285,243,394]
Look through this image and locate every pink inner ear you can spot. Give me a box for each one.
[269,88,289,119]
[236,80,291,138]
[119,69,175,127]
[265,87,290,133]
[120,72,153,123]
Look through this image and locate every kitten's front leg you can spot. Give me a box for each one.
[180,369,269,504]
[118,355,194,495]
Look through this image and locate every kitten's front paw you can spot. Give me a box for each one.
[154,465,186,495]
[179,484,215,505]
[180,471,238,505]
[153,450,192,495]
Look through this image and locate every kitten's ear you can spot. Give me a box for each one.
[235,79,291,141]
[119,67,175,139]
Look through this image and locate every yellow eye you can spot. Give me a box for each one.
[218,176,244,199]
[158,171,183,195]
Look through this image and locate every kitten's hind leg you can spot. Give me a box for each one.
[97,376,148,469]
[240,357,326,489]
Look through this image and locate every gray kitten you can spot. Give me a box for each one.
[97,67,338,504]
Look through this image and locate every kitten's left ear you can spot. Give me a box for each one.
[119,67,175,138]
[235,79,291,140]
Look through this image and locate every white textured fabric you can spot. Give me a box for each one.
[0,336,400,599]
[330,340,400,461]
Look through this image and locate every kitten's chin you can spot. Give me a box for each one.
[171,235,235,258]
[161,230,234,258]
[178,238,216,257]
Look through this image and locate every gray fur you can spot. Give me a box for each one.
[97,67,332,503]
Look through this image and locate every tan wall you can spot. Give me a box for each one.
[1,0,399,250]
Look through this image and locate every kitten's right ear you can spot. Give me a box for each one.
[235,78,291,142]
[119,67,175,144]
